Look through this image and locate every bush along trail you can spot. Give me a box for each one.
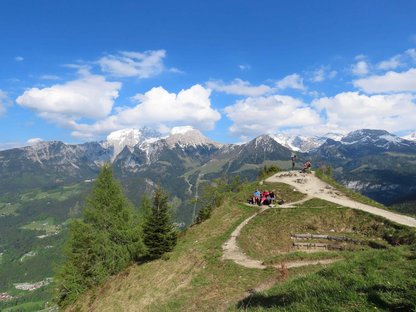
[222,170,416,272]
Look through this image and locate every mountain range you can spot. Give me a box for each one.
[1,125,415,306]
[1,126,416,212]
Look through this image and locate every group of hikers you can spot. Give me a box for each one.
[247,155,312,207]
[248,189,279,206]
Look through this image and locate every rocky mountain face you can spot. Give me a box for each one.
[271,132,344,152]
[1,127,415,209]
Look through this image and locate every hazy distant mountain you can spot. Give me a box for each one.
[311,129,416,205]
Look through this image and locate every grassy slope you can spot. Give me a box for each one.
[67,181,309,311]
[68,177,416,312]
[68,201,271,311]
[238,198,395,264]
[233,247,416,311]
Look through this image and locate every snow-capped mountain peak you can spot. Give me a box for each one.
[270,132,344,152]
[106,128,140,146]
[166,126,221,148]
[104,127,161,159]
[339,129,411,150]
[402,132,416,142]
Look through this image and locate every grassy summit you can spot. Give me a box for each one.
[66,174,416,311]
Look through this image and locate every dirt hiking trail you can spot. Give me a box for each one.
[222,170,416,271]
[267,171,416,228]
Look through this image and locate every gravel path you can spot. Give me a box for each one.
[222,170,416,271]
[266,171,416,228]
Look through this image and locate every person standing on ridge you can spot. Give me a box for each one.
[291,153,297,170]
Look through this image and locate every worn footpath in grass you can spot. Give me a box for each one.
[69,201,278,312]
[232,247,416,311]
[238,198,402,264]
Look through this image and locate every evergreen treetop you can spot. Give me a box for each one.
[143,186,177,259]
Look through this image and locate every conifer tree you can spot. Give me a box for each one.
[143,187,177,259]
[55,164,144,307]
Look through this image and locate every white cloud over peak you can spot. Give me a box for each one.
[70,85,221,139]
[98,50,166,78]
[206,79,273,96]
[351,60,370,76]
[26,138,43,145]
[16,73,121,120]
[224,90,416,138]
[276,73,305,90]
[224,95,320,137]
[313,92,416,133]
[353,68,416,93]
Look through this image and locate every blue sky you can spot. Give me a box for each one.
[1,0,416,149]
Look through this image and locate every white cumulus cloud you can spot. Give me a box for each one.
[353,68,416,93]
[70,85,221,139]
[377,55,402,70]
[98,50,166,78]
[313,92,416,133]
[206,79,273,96]
[224,95,320,137]
[351,60,370,76]
[276,73,305,90]
[16,73,121,120]
[311,67,337,82]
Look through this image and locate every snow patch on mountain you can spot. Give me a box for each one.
[270,132,344,152]
[402,132,416,142]
[104,127,161,160]
[165,126,221,148]
[340,129,410,148]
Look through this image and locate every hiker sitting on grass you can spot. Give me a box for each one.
[301,160,312,173]
[260,190,270,205]
[248,189,261,205]
[269,190,276,203]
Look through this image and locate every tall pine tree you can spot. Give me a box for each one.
[55,164,145,307]
[143,187,177,259]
